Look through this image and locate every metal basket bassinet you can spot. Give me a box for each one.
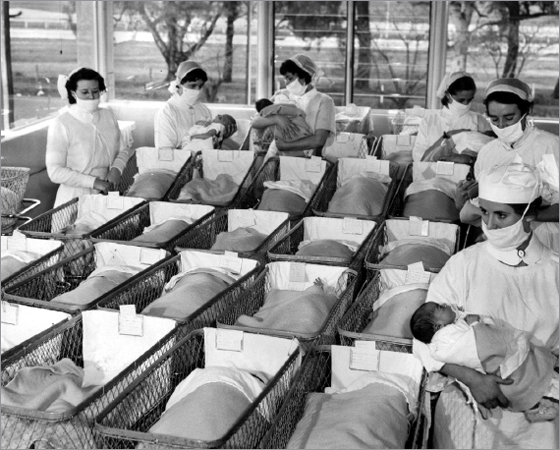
[1,167,30,228]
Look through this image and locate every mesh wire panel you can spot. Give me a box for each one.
[93,329,302,449]
[259,346,428,449]
[216,266,358,349]
[1,315,179,449]
[387,163,413,219]
[312,161,401,222]
[117,151,139,195]
[163,153,201,202]
[1,167,30,228]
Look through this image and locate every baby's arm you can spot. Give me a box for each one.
[313,278,324,290]
[191,129,219,140]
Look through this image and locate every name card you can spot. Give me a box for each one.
[436,161,454,176]
[216,328,244,352]
[409,216,429,237]
[118,305,143,337]
[305,156,322,173]
[140,248,161,266]
[405,262,431,284]
[1,302,19,325]
[350,345,380,371]
[158,148,174,161]
[218,150,234,162]
[343,218,364,235]
[106,192,124,209]
[289,262,307,283]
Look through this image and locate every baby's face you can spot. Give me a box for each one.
[433,303,456,328]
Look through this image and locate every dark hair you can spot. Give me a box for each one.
[180,68,208,85]
[279,60,312,85]
[410,303,440,344]
[484,91,534,116]
[509,197,543,217]
[256,98,273,112]
[441,76,476,107]
[65,68,106,104]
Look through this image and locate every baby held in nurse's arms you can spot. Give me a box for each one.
[411,302,559,423]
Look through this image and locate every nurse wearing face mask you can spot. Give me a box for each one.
[460,78,559,250]
[252,54,336,159]
[412,71,491,162]
[154,60,213,151]
[413,161,559,449]
[47,67,128,207]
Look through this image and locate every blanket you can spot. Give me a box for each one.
[234,285,338,337]
[380,242,450,269]
[127,171,177,200]
[260,103,313,142]
[1,250,39,280]
[60,210,108,236]
[177,174,239,206]
[1,358,100,413]
[131,219,192,245]
[286,383,410,449]
[258,189,308,215]
[402,190,460,222]
[141,269,236,321]
[211,227,268,253]
[327,177,388,217]
[362,287,428,340]
[138,366,266,445]
[296,240,355,261]
[262,180,316,203]
[52,269,136,306]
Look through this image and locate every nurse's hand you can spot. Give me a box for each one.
[223,122,238,139]
[94,178,111,195]
[469,372,513,417]
[106,168,122,191]
[455,179,477,210]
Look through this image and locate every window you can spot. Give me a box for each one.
[1,1,79,132]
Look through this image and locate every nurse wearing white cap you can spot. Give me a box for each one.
[413,161,559,448]
[412,71,491,162]
[252,53,336,158]
[154,61,213,151]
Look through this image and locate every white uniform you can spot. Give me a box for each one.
[154,95,212,150]
[412,108,490,162]
[414,235,559,448]
[475,126,560,250]
[46,105,128,208]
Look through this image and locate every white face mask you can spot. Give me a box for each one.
[286,78,307,97]
[447,98,471,115]
[490,115,526,145]
[75,97,100,113]
[179,87,202,106]
[482,218,530,252]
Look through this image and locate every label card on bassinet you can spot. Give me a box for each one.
[336,133,349,143]
[106,192,124,209]
[158,148,174,162]
[305,157,322,173]
[236,212,256,228]
[289,262,307,283]
[140,248,161,266]
[349,345,380,371]
[343,218,364,235]
[396,135,412,147]
[436,161,454,176]
[118,305,144,337]
[1,302,19,325]
[405,262,431,284]
[6,232,27,252]
[216,328,244,352]
[409,216,429,237]
[366,156,381,173]
[218,150,234,162]
[220,254,242,275]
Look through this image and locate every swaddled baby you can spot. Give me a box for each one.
[127,171,177,200]
[211,227,268,253]
[327,177,388,217]
[177,173,239,205]
[189,114,237,149]
[380,240,450,269]
[296,240,355,261]
[131,217,193,245]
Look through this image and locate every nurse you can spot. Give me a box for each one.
[47,67,128,207]
[412,71,491,162]
[414,161,559,448]
[458,78,559,250]
[154,61,215,151]
[252,54,336,158]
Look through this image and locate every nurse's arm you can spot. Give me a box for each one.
[276,129,331,153]
[536,204,559,222]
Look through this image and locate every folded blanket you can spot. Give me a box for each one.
[296,240,355,261]
[262,180,316,202]
[402,190,459,222]
[287,383,410,449]
[177,174,238,206]
[131,219,192,245]
[127,171,177,199]
[139,366,265,445]
[385,150,413,166]
[234,285,338,337]
[1,358,100,413]
[380,242,450,269]
[362,286,428,340]
[1,250,39,280]
[61,210,108,236]
[53,269,136,306]
[327,177,388,217]
[258,189,308,215]
[211,227,268,253]
[141,270,235,321]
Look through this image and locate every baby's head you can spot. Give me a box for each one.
[410,302,457,344]
[256,98,273,113]
[212,114,237,138]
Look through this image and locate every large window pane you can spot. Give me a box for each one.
[353,1,431,109]
[273,1,347,106]
[112,1,255,105]
[447,1,559,118]
[2,1,79,131]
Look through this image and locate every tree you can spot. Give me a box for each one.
[222,1,240,82]
[355,2,373,90]
[448,1,478,71]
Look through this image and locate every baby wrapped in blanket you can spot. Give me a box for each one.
[177,173,239,205]
[296,240,356,261]
[131,217,194,245]
[411,302,559,422]
[327,174,388,217]
[141,268,237,321]
[379,238,451,269]
[137,366,268,445]
[127,170,177,200]
[211,226,268,253]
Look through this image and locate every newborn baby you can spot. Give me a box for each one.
[189,114,237,148]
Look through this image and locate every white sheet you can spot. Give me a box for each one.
[93,242,168,272]
[336,157,392,187]
[179,249,258,279]
[149,202,214,225]
[1,235,63,256]
[136,146,192,174]
[384,218,458,257]
[377,268,438,291]
[301,216,376,247]
[227,209,289,236]
[77,194,144,222]
[279,156,327,185]
[262,180,316,202]
[201,149,254,185]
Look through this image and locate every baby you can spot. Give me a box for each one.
[189,114,237,148]
[410,302,559,423]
